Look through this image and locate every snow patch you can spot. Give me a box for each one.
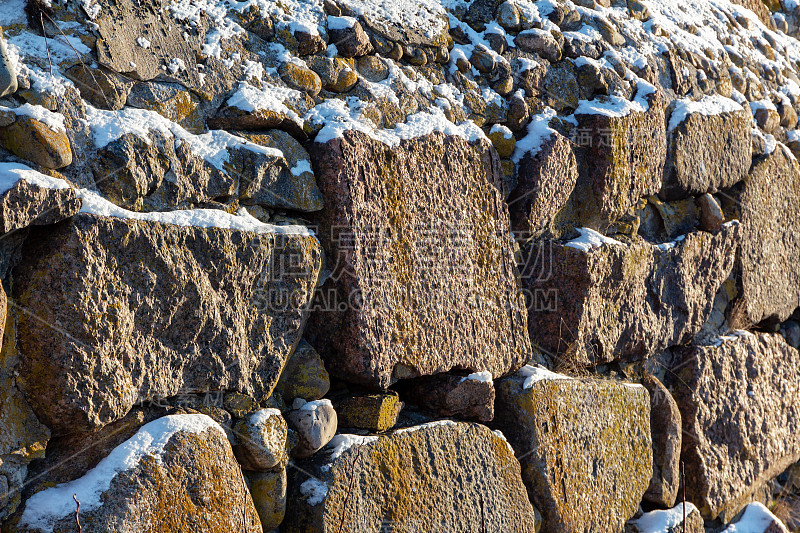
[299,478,329,506]
[512,107,556,163]
[0,103,66,133]
[722,502,786,533]
[668,95,745,131]
[517,365,574,389]
[631,502,699,533]
[461,371,493,383]
[19,415,221,531]
[565,228,624,252]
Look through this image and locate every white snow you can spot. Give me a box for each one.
[0,162,72,194]
[309,100,486,147]
[0,103,66,133]
[327,15,357,30]
[322,433,379,470]
[517,365,574,389]
[81,0,102,20]
[722,502,786,533]
[226,82,302,123]
[492,429,516,455]
[574,87,650,119]
[290,160,313,176]
[512,106,556,163]
[299,398,333,411]
[631,502,699,533]
[336,0,448,40]
[299,478,329,506]
[0,162,314,236]
[394,420,458,434]
[19,414,221,531]
[228,0,326,37]
[565,228,624,252]
[136,37,151,49]
[461,371,493,383]
[167,57,187,74]
[668,95,745,131]
[247,408,283,426]
[84,105,283,170]
[0,0,27,25]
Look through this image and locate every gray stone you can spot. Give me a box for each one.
[0,176,81,234]
[12,213,321,435]
[668,333,800,520]
[754,106,781,133]
[126,81,203,133]
[274,339,331,402]
[660,98,752,200]
[400,372,495,422]
[520,223,740,366]
[642,374,681,507]
[697,192,724,232]
[307,56,358,93]
[507,131,578,239]
[14,414,262,532]
[233,409,288,471]
[730,145,800,327]
[327,18,372,57]
[0,32,16,97]
[515,29,562,63]
[64,64,133,111]
[307,131,531,389]
[572,86,667,225]
[495,367,652,533]
[286,399,337,458]
[284,422,539,533]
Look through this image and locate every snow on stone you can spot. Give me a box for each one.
[492,429,516,455]
[461,371,493,383]
[290,160,313,176]
[518,365,575,389]
[7,31,91,65]
[721,502,786,533]
[19,414,221,531]
[336,0,448,40]
[0,162,72,194]
[0,163,314,236]
[84,105,283,170]
[512,106,556,163]
[309,99,486,147]
[327,15,357,30]
[231,0,327,37]
[226,81,302,122]
[631,502,699,533]
[299,478,329,506]
[81,0,102,20]
[0,103,66,133]
[394,420,458,434]
[167,57,187,74]
[168,0,245,58]
[575,85,651,119]
[322,433,379,470]
[0,0,26,25]
[136,36,151,49]
[669,94,745,131]
[565,228,624,252]
[299,398,333,411]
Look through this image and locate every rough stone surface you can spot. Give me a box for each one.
[273,339,330,402]
[0,35,17,98]
[233,409,288,471]
[0,117,73,169]
[14,414,262,533]
[521,223,740,366]
[328,20,372,57]
[286,400,338,458]
[660,103,752,200]
[642,374,681,507]
[507,131,578,239]
[284,421,538,533]
[730,145,800,327]
[335,392,402,432]
[400,373,495,422]
[0,178,81,234]
[572,88,667,225]
[495,370,652,533]
[247,468,287,532]
[12,213,321,435]
[308,131,531,389]
[668,333,800,520]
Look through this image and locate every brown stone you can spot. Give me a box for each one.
[642,374,681,507]
[0,117,72,170]
[307,131,531,389]
[399,372,495,422]
[668,333,800,520]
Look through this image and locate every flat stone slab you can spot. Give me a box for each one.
[308,131,531,388]
[12,213,321,435]
[284,421,539,532]
[495,366,652,533]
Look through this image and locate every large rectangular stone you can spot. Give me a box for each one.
[12,213,321,435]
[495,366,652,533]
[668,333,800,520]
[308,131,531,388]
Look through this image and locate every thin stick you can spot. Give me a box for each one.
[682,461,686,533]
[337,444,363,533]
[40,13,53,76]
[73,494,82,533]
